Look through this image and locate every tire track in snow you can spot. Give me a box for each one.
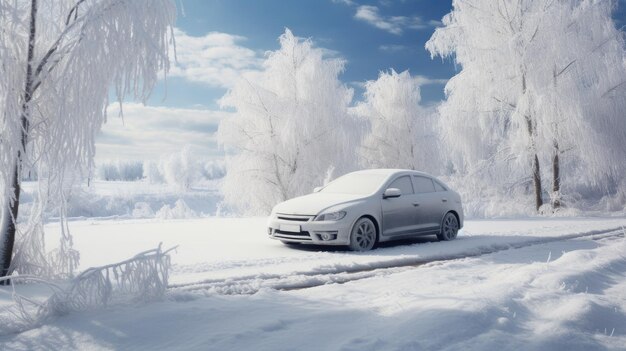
[167,227,625,296]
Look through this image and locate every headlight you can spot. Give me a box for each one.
[314,211,346,221]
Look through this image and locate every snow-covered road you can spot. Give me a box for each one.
[168,227,625,295]
[42,216,626,284]
[2,216,626,350]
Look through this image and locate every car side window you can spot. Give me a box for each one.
[433,180,447,192]
[413,176,436,194]
[388,176,414,195]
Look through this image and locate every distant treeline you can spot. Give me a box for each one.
[95,148,225,188]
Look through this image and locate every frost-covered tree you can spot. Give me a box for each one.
[96,161,143,181]
[0,0,175,281]
[218,29,360,215]
[201,159,226,180]
[426,0,551,212]
[356,69,440,173]
[158,146,202,191]
[529,0,626,208]
[143,160,164,184]
[426,0,626,213]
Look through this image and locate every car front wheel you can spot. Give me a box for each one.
[438,212,459,241]
[348,217,377,251]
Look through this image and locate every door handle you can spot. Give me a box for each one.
[441,198,448,202]
[412,202,420,207]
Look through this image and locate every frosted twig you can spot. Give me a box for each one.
[0,244,175,335]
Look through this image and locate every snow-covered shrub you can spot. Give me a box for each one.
[156,200,198,219]
[143,160,164,184]
[96,161,143,181]
[0,244,174,334]
[118,161,143,181]
[143,149,222,187]
[443,175,538,218]
[97,162,120,181]
[132,202,155,218]
[602,179,626,213]
[158,147,202,190]
[202,159,226,180]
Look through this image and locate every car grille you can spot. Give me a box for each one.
[276,214,314,222]
[273,230,312,241]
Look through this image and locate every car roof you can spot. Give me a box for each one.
[349,169,433,178]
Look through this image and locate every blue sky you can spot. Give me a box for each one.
[151,0,455,108]
[95,0,626,162]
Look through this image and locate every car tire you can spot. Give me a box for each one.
[437,212,459,241]
[348,217,377,251]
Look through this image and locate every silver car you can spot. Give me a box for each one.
[267,169,464,251]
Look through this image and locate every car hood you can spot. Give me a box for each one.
[273,193,369,216]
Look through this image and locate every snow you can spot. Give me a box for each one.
[19,180,223,220]
[273,192,368,215]
[2,210,626,350]
[319,170,392,195]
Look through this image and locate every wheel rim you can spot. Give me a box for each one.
[443,214,459,240]
[353,219,376,250]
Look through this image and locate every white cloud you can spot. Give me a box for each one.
[331,0,356,5]
[169,28,264,88]
[354,5,437,35]
[378,44,408,52]
[355,5,401,34]
[413,75,448,86]
[96,103,232,161]
[349,81,367,90]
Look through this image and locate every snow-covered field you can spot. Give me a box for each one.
[2,209,626,350]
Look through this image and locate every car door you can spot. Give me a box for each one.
[412,176,443,234]
[381,175,419,236]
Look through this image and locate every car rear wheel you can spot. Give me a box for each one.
[348,217,377,251]
[438,212,459,241]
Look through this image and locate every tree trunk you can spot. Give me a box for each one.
[0,0,37,283]
[552,141,561,209]
[522,72,543,211]
[532,154,543,211]
[0,165,21,284]
[551,65,561,210]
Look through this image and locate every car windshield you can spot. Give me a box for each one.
[320,173,388,195]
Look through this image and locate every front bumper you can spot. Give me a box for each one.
[267,213,352,245]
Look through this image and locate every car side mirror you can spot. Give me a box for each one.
[383,188,401,199]
[313,186,323,193]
